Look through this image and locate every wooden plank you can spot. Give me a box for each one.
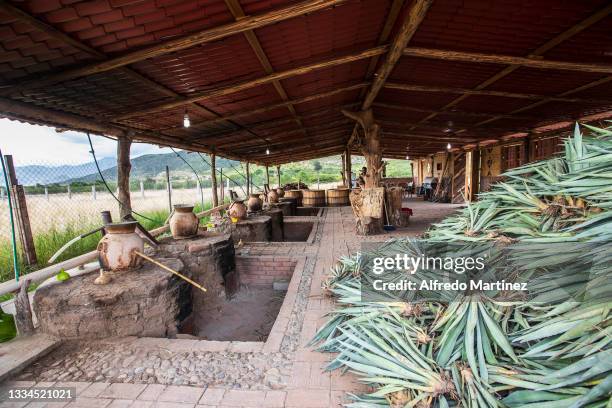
[115,46,387,120]
[362,0,433,109]
[3,0,349,95]
[402,47,612,74]
[5,155,37,266]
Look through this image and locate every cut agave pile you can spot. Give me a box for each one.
[311,123,612,407]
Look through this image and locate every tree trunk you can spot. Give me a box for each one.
[211,153,218,207]
[117,137,132,219]
[345,147,352,188]
[14,279,34,336]
[343,110,384,235]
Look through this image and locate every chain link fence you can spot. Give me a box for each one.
[0,148,252,282]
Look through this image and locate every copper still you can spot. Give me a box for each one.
[169,204,199,239]
[97,221,144,271]
[268,189,279,203]
[276,188,285,198]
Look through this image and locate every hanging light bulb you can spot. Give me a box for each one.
[447,143,452,150]
[183,110,190,128]
[266,148,270,155]
[405,155,410,160]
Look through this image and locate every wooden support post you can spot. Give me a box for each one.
[4,155,37,265]
[14,278,34,336]
[345,147,352,188]
[211,153,218,207]
[246,162,250,195]
[117,137,132,219]
[341,153,346,186]
[165,166,172,212]
[219,168,224,203]
[265,166,270,186]
[342,111,384,235]
[276,165,281,188]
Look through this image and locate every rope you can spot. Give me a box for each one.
[0,149,20,282]
[86,133,156,223]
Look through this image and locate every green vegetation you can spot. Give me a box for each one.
[312,124,612,407]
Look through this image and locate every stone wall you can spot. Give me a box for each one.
[155,233,236,334]
[33,258,187,339]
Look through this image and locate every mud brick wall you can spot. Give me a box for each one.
[236,256,297,286]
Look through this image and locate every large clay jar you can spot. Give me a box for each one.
[97,221,144,271]
[169,204,199,239]
[228,200,247,220]
[276,188,285,198]
[268,189,279,203]
[247,194,263,212]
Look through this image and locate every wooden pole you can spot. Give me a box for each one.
[4,155,37,266]
[276,165,281,188]
[117,137,132,219]
[219,168,224,203]
[246,162,250,195]
[341,153,346,186]
[165,165,172,212]
[345,147,352,188]
[211,153,218,207]
[265,166,270,186]
[14,278,34,336]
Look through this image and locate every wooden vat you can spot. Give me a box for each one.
[285,189,303,206]
[302,189,325,207]
[327,188,350,207]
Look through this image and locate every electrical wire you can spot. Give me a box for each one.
[86,133,156,223]
[0,149,20,282]
[196,153,247,196]
[169,147,204,209]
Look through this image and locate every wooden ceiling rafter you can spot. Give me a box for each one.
[407,3,612,131]
[0,0,349,96]
[0,0,277,155]
[346,0,433,148]
[114,46,388,120]
[222,0,310,144]
[383,82,611,104]
[160,83,368,133]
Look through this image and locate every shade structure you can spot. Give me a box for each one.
[0,0,611,163]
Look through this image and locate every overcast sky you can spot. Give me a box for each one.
[0,118,173,166]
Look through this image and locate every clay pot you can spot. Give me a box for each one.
[276,188,285,198]
[169,204,199,239]
[247,194,263,212]
[228,200,247,220]
[268,189,279,203]
[97,221,144,271]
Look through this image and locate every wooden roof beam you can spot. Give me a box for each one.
[160,84,367,132]
[383,82,611,104]
[407,3,612,129]
[226,124,350,151]
[223,0,310,140]
[1,0,349,96]
[361,0,434,110]
[402,47,612,74]
[114,47,387,120]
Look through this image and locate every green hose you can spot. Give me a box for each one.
[0,149,20,282]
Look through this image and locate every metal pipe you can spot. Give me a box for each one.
[0,150,20,282]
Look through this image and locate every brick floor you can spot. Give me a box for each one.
[1,201,458,408]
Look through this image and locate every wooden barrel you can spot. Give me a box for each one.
[327,188,350,207]
[285,189,303,206]
[302,189,325,207]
